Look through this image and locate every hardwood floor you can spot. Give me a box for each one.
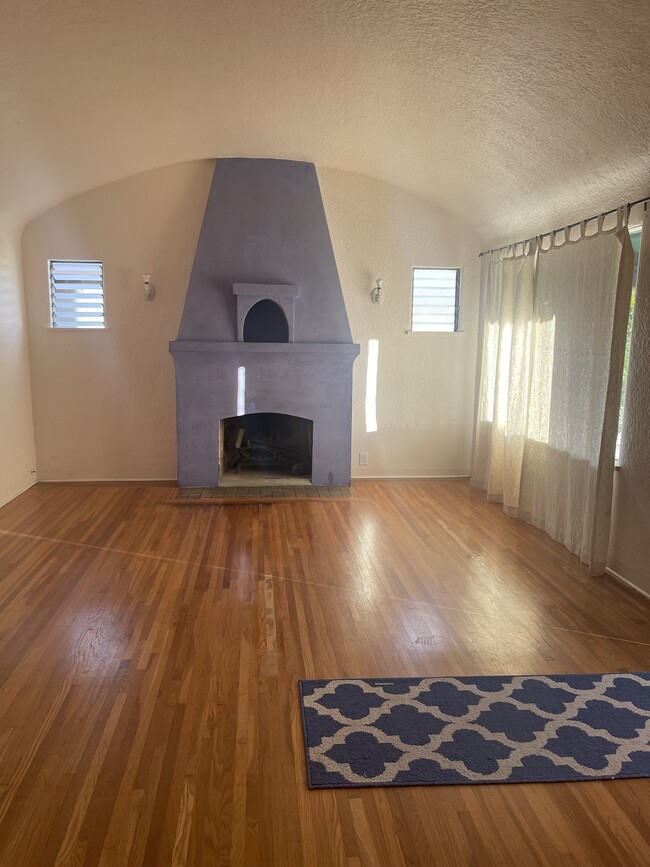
[0,479,648,866]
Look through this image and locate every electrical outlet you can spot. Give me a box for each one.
[358,452,368,467]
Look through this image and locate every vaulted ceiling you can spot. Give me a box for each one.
[2,0,649,243]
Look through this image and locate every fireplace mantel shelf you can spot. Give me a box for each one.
[170,340,360,355]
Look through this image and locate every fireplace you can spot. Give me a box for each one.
[220,413,312,483]
[169,158,359,486]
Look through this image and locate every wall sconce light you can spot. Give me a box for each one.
[371,277,383,305]
[143,274,155,301]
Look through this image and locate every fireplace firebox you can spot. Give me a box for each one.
[220,413,312,481]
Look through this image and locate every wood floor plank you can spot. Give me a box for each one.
[0,480,648,866]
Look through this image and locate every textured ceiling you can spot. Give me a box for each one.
[2,0,649,244]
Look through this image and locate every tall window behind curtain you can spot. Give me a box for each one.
[472,250,535,514]
[471,216,634,575]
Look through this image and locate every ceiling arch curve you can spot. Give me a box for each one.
[3,0,650,244]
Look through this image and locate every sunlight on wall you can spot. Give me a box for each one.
[365,339,379,433]
[237,366,246,416]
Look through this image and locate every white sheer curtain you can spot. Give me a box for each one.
[471,214,634,574]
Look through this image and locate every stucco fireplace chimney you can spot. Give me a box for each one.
[169,158,360,486]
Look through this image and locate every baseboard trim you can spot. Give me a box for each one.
[38,478,177,485]
[40,476,469,485]
[0,479,38,509]
[351,474,470,480]
[605,566,650,601]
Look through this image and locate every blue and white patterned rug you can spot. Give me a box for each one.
[299,673,650,788]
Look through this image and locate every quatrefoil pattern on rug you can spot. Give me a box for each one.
[299,673,650,788]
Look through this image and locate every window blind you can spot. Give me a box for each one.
[411,268,460,332]
[49,260,105,328]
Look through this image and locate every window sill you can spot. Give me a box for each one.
[43,326,111,331]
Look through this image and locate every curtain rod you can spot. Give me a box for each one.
[479,194,650,258]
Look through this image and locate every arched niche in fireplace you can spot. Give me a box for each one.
[219,412,313,484]
[233,283,299,342]
[243,299,289,343]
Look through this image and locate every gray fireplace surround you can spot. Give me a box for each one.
[169,158,360,486]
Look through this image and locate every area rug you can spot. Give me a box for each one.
[299,673,650,788]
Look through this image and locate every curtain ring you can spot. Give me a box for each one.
[617,206,625,230]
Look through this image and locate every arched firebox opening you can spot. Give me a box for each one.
[243,299,289,343]
[219,412,313,484]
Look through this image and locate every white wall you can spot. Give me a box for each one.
[318,168,480,477]
[22,162,213,480]
[21,160,480,481]
[0,222,36,505]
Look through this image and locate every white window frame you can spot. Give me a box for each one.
[48,259,106,329]
[410,267,461,333]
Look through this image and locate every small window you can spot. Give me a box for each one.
[411,267,460,332]
[49,260,105,328]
